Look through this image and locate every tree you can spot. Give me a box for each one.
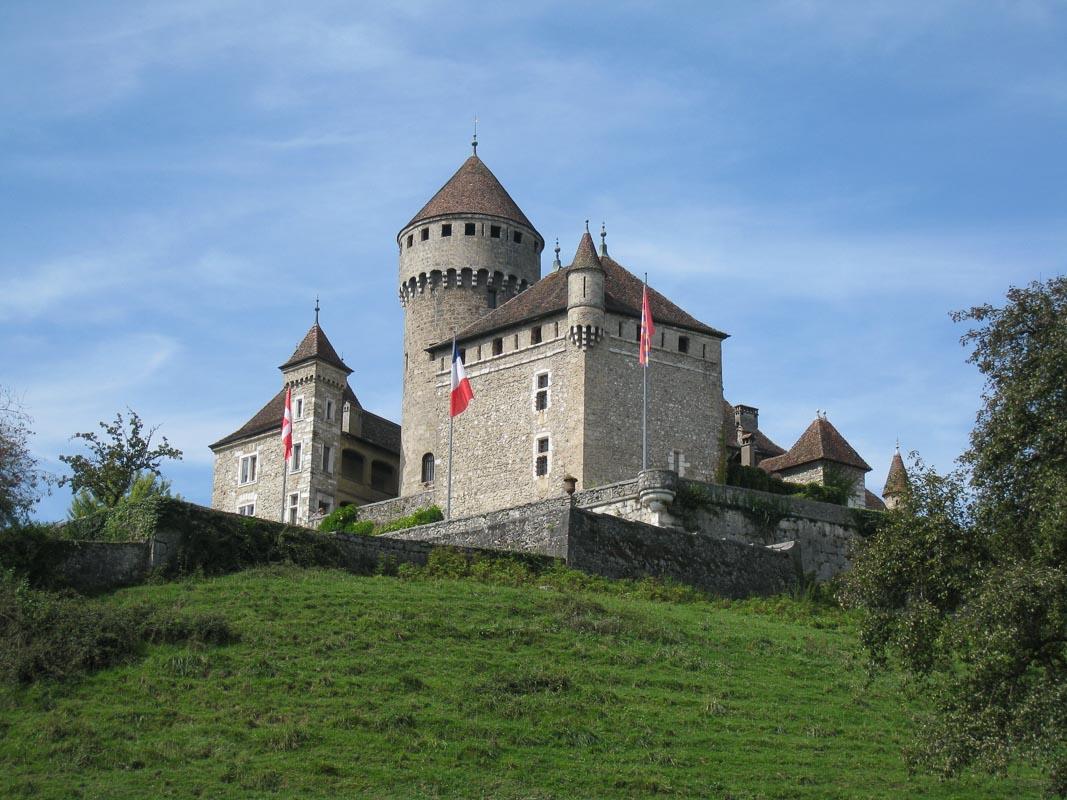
[0,388,51,527]
[59,410,182,510]
[841,277,1067,795]
[68,471,175,519]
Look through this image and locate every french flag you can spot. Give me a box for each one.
[450,339,474,417]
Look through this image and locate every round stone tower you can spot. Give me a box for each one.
[566,228,606,349]
[396,148,543,497]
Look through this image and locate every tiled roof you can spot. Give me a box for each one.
[571,231,602,270]
[883,450,909,497]
[865,489,887,511]
[209,382,399,454]
[759,417,872,473]
[435,241,727,349]
[405,155,537,233]
[280,324,352,374]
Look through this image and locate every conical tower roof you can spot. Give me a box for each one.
[883,450,909,497]
[279,324,352,374]
[760,416,871,473]
[570,230,602,270]
[405,155,536,232]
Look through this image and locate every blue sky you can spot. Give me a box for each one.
[3,1,1064,520]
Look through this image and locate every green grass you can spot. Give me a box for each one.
[0,565,1040,799]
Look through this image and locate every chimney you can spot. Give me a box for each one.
[740,433,757,467]
[734,404,759,433]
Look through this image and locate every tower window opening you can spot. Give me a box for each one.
[635,324,641,342]
[464,222,476,236]
[490,225,501,239]
[421,452,435,484]
[487,288,497,309]
[618,321,623,337]
[660,331,665,347]
[531,325,542,345]
[441,223,452,237]
[582,276,586,298]
[534,372,549,411]
[459,348,466,363]
[535,436,550,477]
[421,228,429,241]
[513,334,519,349]
[702,343,707,359]
[678,336,689,354]
[492,337,503,356]
[513,231,523,244]
[554,321,559,338]
[406,234,413,248]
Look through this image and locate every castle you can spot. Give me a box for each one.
[210,144,907,527]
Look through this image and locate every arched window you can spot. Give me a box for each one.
[421,452,435,484]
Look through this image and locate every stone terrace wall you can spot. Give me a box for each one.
[384,497,572,558]
[334,532,556,572]
[568,510,796,598]
[52,541,151,593]
[357,491,435,526]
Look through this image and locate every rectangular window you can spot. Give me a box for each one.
[294,397,304,419]
[317,495,333,515]
[492,337,503,356]
[702,343,707,359]
[678,336,689,354]
[635,324,641,342]
[441,223,452,237]
[554,321,559,337]
[325,399,334,421]
[291,442,302,472]
[464,222,476,236]
[459,348,466,363]
[513,231,523,244]
[421,227,429,241]
[287,493,299,524]
[490,225,501,239]
[237,503,255,516]
[239,454,257,485]
[534,372,549,411]
[487,288,497,309]
[406,234,413,248]
[618,320,623,337]
[530,325,542,345]
[535,437,549,477]
[322,445,333,473]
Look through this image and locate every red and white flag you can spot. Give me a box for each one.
[639,283,655,366]
[281,386,293,460]
[450,340,474,417]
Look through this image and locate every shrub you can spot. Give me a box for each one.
[0,524,74,588]
[376,506,443,534]
[318,504,360,533]
[0,572,237,684]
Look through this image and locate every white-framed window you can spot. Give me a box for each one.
[293,396,305,420]
[325,399,334,421]
[534,371,550,412]
[287,492,299,524]
[322,444,334,473]
[290,442,302,472]
[534,436,550,477]
[238,453,257,485]
[237,503,255,516]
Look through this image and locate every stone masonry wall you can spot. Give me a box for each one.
[567,509,796,598]
[52,541,150,593]
[356,491,436,526]
[384,496,572,558]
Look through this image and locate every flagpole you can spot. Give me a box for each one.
[642,273,648,471]
[447,333,456,521]
[280,454,288,523]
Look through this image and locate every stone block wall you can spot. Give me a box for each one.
[567,510,796,598]
[52,541,150,592]
[357,491,436,526]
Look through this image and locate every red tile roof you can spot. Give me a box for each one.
[571,231,602,270]
[759,416,872,473]
[280,324,352,374]
[865,489,887,511]
[435,240,727,349]
[405,155,538,234]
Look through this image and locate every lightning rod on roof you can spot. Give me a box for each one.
[472,114,478,155]
[315,294,320,326]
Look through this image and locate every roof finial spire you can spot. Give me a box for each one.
[314,294,320,326]
[585,219,589,233]
[600,221,607,256]
[552,238,561,270]
[472,114,478,155]
[895,437,900,454]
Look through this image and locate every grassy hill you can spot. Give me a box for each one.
[0,562,1040,799]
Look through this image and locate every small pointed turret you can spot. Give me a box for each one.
[882,445,909,510]
[566,229,606,350]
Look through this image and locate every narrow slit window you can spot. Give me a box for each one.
[618,321,623,337]
[534,372,549,411]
